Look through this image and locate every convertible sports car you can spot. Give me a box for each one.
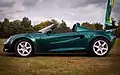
[3,0,116,57]
[3,23,116,57]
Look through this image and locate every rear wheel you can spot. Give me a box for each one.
[89,38,111,57]
[14,39,34,57]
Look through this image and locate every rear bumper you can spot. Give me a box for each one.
[111,36,116,48]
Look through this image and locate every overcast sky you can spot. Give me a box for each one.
[0,0,120,27]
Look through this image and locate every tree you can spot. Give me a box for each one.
[2,20,22,37]
[1,18,10,37]
[1,17,35,38]
[0,21,3,37]
[52,20,72,33]
[51,19,59,25]
[9,20,24,34]
[81,22,95,30]
[21,17,31,28]
[2,18,9,25]
[93,23,103,30]
[21,17,35,33]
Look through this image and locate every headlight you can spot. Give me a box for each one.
[4,36,12,44]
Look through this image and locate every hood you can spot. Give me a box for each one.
[10,32,44,40]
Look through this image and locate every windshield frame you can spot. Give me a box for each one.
[38,24,55,33]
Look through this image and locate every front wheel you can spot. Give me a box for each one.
[89,38,111,57]
[14,39,33,57]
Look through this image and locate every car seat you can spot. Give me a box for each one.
[72,23,81,32]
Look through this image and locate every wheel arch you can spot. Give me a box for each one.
[89,36,111,49]
[11,37,36,52]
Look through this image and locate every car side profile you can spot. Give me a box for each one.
[3,24,116,57]
[3,0,116,57]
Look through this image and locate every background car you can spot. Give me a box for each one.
[3,23,116,57]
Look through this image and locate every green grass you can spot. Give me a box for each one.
[0,39,120,75]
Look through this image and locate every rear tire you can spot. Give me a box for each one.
[88,38,111,57]
[14,39,34,57]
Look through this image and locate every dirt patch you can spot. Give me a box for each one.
[0,39,120,75]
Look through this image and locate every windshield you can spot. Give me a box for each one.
[38,24,55,33]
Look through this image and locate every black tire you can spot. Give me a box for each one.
[88,38,111,57]
[14,39,34,57]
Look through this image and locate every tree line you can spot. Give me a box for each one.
[0,17,120,38]
[0,17,34,38]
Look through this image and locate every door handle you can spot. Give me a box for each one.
[75,35,85,39]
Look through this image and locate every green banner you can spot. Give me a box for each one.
[105,0,115,27]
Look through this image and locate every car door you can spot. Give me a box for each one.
[75,32,88,48]
[39,32,87,52]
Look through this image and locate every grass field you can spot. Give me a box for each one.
[0,39,120,75]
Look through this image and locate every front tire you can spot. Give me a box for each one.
[14,39,33,57]
[89,38,111,57]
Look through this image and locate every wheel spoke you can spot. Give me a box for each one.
[19,43,24,48]
[102,42,106,47]
[99,50,103,54]
[18,48,23,51]
[98,41,101,46]
[22,50,25,54]
[102,48,108,51]
[96,49,100,53]
[26,46,31,49]
[94,45,99,48]
[25,42,28,47]
[25,50,29,54]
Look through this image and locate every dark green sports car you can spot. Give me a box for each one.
[3,0,116,57]
[3,23,116,57]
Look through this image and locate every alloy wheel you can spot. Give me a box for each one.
[93,40,109,56]
[17,41,32,56]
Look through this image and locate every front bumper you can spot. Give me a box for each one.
[3,43,14,53]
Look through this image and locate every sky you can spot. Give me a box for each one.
[0,0,120,27]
